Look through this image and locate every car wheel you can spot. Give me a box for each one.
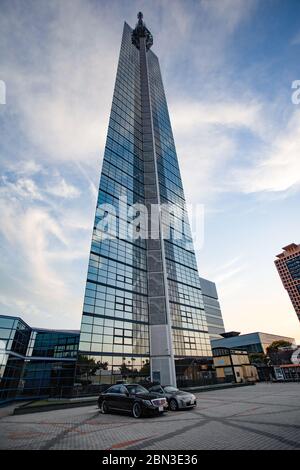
[101,400,109,414]
[132,402,142,418]
[169,398,178,411]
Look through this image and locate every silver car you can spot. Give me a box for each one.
[147,384,197,411]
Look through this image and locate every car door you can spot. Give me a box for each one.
[119,385,132,412]
[103,384,123,409]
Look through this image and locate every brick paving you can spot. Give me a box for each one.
[0,383,299,450]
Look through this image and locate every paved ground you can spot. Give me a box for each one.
[0,383,299,450]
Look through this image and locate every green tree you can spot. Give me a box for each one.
[249,353,267,365]
[266,341,292,353]
[76,355,108,384]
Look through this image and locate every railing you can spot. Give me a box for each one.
[176,376,233,388]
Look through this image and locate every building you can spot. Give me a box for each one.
[0,315,79,403]
[211,331,296,355]
[273,364,300,381]
[275,243,300,323]
[212,347,258,383]
[77,13,212,388]
[273,347,300,382]
[199,277,225,340]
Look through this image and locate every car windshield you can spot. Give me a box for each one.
[164,386,179,393]
[126,384,149,395]
[150,385,164,393]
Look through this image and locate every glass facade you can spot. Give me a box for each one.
[21,329,79,398]
[211,332,296,355]
[286,255,300,280]
[0,315,79,403]
[78,16,212,388]
[199,277,225,340]
[147,50,211,360]
[78,23,150,388]
[0,316,31,401]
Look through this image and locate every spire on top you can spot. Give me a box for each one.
[131,12,153,50]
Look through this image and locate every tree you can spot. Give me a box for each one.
[76,355,108,384]
[140,360,150,375]
[266,341,294,366]
[266,341,292,354]
[119,362,132,375]
[249,353,268,365]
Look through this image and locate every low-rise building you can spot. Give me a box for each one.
[0,314,79,403]
[211,331,296,354]
[212,347,258,383]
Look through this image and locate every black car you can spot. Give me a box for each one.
[97,383,168,418]
[145,384,197,411]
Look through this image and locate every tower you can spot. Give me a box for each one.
[77,14,212,388]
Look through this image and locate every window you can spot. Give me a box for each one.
[126,384,149,395]
[106,384,123,394]
[149,385,163,393]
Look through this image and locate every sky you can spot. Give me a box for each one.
[0,0,300,342]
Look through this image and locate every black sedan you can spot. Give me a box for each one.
[98,383,168,418]
[145,384,197,411]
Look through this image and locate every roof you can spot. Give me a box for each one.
[0,314,79,335]
[220,331,240,338]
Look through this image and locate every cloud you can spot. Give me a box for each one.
[232,109,300,194]
[169,98,263,204]
[46,178,81,199]
[0,0,298,342]
[5,160,44,177]
[0,0,118,163]
[171,100,262,134]
[1,176,43,201]
[0,202,66,287]
[204,255,247,285]
[0,186,90,328]
[1,165,81,201]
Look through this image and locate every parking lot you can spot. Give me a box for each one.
[0,383,299,450]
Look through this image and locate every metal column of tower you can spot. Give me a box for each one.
[132,12,177,386]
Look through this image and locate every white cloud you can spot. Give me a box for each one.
[232,109,300,193]
[0,203,66,287]
[6,160,44,177]
[169,98,263,203]
[46,178,81,199]
[1,168,81,201]
[171,100,262,134]
[1,176,43,201]
[0,0,118,163]
[1,0,298,341]
[0,191,89,328]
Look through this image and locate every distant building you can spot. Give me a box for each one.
[199,277,225,340]
[0,315,79,403]
[212,347,258,383]
[273,364,300,381]
[211,331,296,355]
[275,243,300,323]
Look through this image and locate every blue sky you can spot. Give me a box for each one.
[0,0,300,342]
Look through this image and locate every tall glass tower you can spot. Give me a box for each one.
[77,13,212,388]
